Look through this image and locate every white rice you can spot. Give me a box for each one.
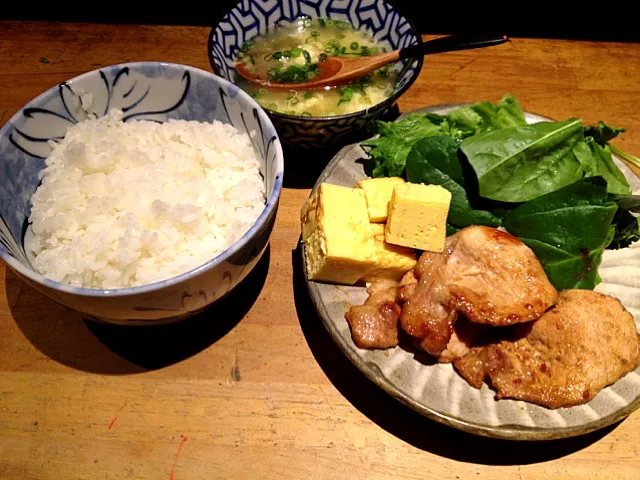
[25,109,266,289]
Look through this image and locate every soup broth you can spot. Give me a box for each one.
[235,17,398,117]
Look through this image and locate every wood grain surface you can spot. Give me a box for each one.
[1,21,639,480]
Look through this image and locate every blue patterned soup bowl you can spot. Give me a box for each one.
[0,62,284,325]
[208,0,423,149]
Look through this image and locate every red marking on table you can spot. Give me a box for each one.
[107,404,125,431]
[170,435,189,480]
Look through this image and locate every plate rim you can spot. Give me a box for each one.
[302,102,640,441]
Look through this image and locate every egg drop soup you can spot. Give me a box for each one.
[235,17,398,117]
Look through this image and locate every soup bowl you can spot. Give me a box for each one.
[0,62,284,325]
[208,0,423,150]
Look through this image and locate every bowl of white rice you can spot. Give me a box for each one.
[0,62,284,324]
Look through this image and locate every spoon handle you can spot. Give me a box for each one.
[399,33,509,60]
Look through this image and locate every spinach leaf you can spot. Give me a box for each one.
[608,195,640,249]
[613,195,640,213]
[518,237,610,290]
[584,120,625,145]
[460,118,585,202]
[406,136,502,231]
[584,120,640,174]
[609,209,640,249]
[503,177,618,290]
[573,137,631,195]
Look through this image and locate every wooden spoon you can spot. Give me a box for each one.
[235,33,510,90]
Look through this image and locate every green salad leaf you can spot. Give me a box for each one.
[503,177,618,290]
[608,195,640,249]
[460,118,586,203]
[584,120,626,145]
[609,209,640,250]
[361,113,444,177]
[612,195,640,213]
[573,137,631,195]
[445,94,526,137]
[361,94,527,178]
[405,136,502,234]
[360,93,639,291]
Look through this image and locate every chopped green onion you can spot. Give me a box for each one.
[318,18,326,27]
[303,50,311,65]
[240,40,253,53]
[301,111,312,117]
[264,53,273,61]
[290,47,302,58]
[311,31,319,37]
[250,92,260,99]
[272,51,283,60]
[258,88,268,95]
[350,42,359,50]
[290,97,300,105]
[267,63,319,83]
[249,56,255,65]
[303,92,313,99]
[286,110,296,115]
[267,103,278,111]
[337,87,354,105]
[340,46,347,54]
[326,19,335,27]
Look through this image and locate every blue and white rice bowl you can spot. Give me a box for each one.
[0,62,284,324]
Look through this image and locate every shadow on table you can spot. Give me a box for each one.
[290,244,620,465]
[9,246,270,374]
[282,104,400,190]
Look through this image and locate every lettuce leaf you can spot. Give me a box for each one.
[361,94,527,178]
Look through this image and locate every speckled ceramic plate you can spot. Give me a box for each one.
[302,105,640,441]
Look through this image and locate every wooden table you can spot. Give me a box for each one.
[1,21,639,480]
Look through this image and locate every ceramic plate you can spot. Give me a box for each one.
[302,104,640,441]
